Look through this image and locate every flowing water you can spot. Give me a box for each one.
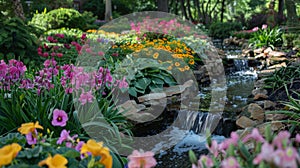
[132,50,258,167]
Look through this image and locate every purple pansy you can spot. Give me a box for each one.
[51,109,68,127]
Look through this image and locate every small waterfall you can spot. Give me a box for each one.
[233,59,249,71]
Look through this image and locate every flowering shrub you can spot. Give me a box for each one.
[248,25,283,48]
[189,126,300,168]
[0,121,117,168]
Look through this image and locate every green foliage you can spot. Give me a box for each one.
[113,56,177,98]
[282,33,300,48]
[264,64,300,91]
[0,17,39,64]
[266,87,300,134]
[248,26,283,48]
[209,22,243,39]
[29,8,97,33]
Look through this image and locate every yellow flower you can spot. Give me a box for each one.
[18,121,43,135]
[184,66,190,70]
[38,154,68,168]
[175,62,180,67]
[0,143,22,167]
[179,68,185,72]
[189,59,195,65]
[153,52,159,59]
[81,139,112,168]
[167,66,173,70]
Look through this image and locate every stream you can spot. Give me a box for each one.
[130,49,258,167]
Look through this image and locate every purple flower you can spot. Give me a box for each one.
[296,134,300,143]
[26,129,38,145]
[75,141,85,151]
[57,129,70,144]
[51,109,68,127]
[57,129,78,148]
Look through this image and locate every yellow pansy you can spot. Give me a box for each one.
[38,154,68,168]
[18,121,43,135]
[81,139,112,168]
[0,143,22,167]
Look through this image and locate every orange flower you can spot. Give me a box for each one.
[38,154,68,168]
[0,143,22,167]
[18,121,43,135]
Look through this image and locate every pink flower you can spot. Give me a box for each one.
[79,91,94,105]
[81,33,87,40]
[193,155,214,168]
[206,140,219,157]
[51,109,68,127]
[98,51,104,56]
[221,157,240,168]
[272,131,290,149]
[26,129,38,145]
[262,24,268,29]
[57,53,63,57]
[219,132,239,151]
[253,142,274,164]
[273,147,300,168]
[252,27,259,32]
[127,150,157,168]
[75,141,85,151]
[296,134,300,143]
[242,128,265,143]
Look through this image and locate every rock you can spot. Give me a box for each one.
[236,116,257,128]
[236,127,252,139]
[254,48,265,54]
[264,100,276,109]
[266,114,287,121]
[257,69,276,78]
[255,53,266,59]
[248,103,265,121]
[268,62,286,69]
[252,88,268,96]
[268,51,286,57]
[263,47,273,54]
[254,79,267,88]
[117,100,145,115]
[269,57,287,61]
[253,93,269,100]
[138,92,167,102]
[257,122,284,134]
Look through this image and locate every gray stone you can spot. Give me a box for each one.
[257,122,284,134]
[236,116,257,128]
[254,78,267,88]
[248,103,265,121]
[268,62,286,69]
[138,92,167,102]
[265,114,286,121]
[252,88,268,96]
[268,51,286,57]
[264,100,276,109]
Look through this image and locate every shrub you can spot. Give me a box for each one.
[208,22,243,39]
[282,33,300,48]
[0,17,40,65]
[29,8,97,33]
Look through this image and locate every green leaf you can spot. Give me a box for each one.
[128,87,137,97]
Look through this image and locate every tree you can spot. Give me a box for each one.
[12,0,25,20]
[157,0,168,12]
[285,0,299,26]
[105,0,112,21]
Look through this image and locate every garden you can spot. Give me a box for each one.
[0,0,300,168]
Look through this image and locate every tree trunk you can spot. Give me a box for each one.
[277,0,284,24]
[187,0,194,21]
[158,0,168,12]
[12,0,25,20]
[193,0,202,23]
[220,0,226,22]
[180,0,189,20]
[285,0,298,26]
[105,0,112,21]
